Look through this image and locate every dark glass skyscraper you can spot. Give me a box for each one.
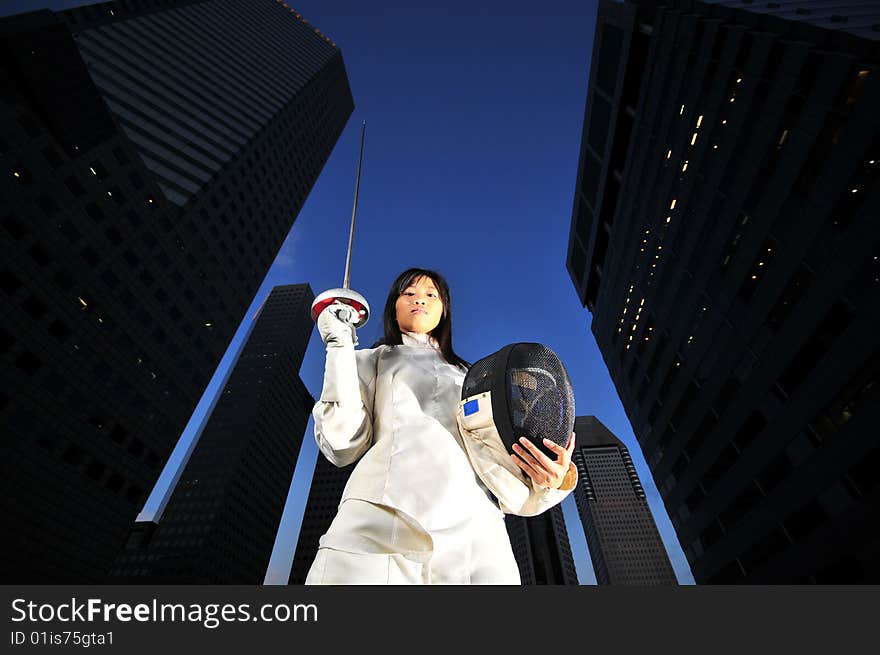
[571,416,677,585]
[567,0,878,582]
[109,284,315,583]
[287,455,355,584]
[505,507,579,585]
[1,0,353,582]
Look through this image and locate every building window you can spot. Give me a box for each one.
[738,236,778,301]
[783,499,827,541]
[702,443,740,492]
[48,319,71,342]
[731,411,767,452]
[41,145,63,168]
[65,176,85,198]
[777,300,853,397]
[80,247,100,267]
[15,350,42,375]
[85,202,105,223]
[21,295,47,320]
[714,376,741,417]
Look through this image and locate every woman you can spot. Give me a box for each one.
[305,268,577,585]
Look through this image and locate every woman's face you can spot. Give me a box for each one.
[395,275,444,334]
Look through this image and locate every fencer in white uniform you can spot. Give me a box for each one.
[305,270,577,585]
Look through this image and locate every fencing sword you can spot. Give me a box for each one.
[310,120,370,328]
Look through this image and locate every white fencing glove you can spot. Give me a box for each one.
[317,301,359,347]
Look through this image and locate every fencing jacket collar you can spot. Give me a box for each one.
[401,331,440,349]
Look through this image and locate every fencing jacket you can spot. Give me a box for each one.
[313,331,576,539]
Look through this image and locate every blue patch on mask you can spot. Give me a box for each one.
[463,399,480,416]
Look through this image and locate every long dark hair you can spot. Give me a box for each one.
[372,268,470,371]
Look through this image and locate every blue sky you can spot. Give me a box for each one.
[11,0,695,584]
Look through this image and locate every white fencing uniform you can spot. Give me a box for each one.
[304,331,575,585]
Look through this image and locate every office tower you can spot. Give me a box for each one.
[571,416,677,585]
[567,0,879,582]
[109,284,315,583]
[505,506,579,585]
[1,0,353,582]
[287,455,355,584]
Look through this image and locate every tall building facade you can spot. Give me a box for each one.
[1,0,353,582]
[287,455,355,584]
[567,0,878,582]
[505,507,579,585]
[110,284,315,583]
[571,416,677,585]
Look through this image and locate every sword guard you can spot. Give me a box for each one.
[311,288,370,328]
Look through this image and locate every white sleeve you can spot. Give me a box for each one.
[511,462,578,516]
[312,345,379,467]
[456,406,578,517]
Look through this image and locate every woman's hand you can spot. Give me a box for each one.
[317,301,359,347]
[511,432,576,489]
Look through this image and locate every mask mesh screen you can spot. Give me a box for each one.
[462,343,574,454]
[461,351,498,398]
[506,344,574,449]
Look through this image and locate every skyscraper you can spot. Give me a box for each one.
[109,284,315,583]
[1,0,353,582]
[287,455,355,584]
[567,0,879,582]
[571,416,677,585]
[505,506,579,585]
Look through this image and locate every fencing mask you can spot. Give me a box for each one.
[455,343,575,514]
